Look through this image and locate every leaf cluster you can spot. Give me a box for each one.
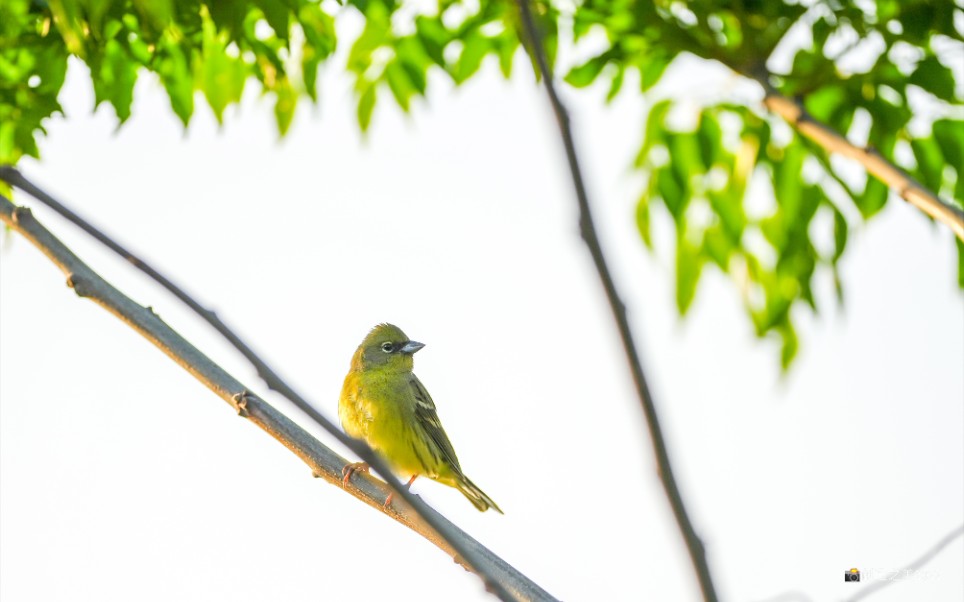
[2,0,961,366]
[565,0,964,366]
[1,0,336,162]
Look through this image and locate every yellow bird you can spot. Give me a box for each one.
[339,323,502,513]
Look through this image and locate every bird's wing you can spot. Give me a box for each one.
[408,374,464,475]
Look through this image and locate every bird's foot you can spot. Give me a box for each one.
[383,474,418,510]
[341,462,370,486]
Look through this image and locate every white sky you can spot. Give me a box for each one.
[1,12,962,602]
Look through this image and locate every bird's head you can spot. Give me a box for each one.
[351,323,425,372]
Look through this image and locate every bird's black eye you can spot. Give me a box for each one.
[381,342,394,353]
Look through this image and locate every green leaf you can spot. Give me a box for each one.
[696,111,722,170]
[702,226,731,269]
[83,0,115,38]
[910,137,943,193]
[133,0,173,34]
[708,188,746,243]
[636,177,657,248]
[536,8,559,72]
[811,15,833,47]
[657,165,686,224]
[415,16,449,68]
[606,65,624,102]
[932,119,963,175]
[762,281,794,332]
[805,85,846,123]
[273,77,296,136]
[957,238,964,289]
[200,28,247,123]
[347,6,390,75]
[0,120,18,164]
[572,7,602,41]
[909,55,957,102]
[399,58,427,95]
[773,141,804,218]
[495,32,517,78]
[454,31,489,84]
[92,38,138,122]
[206,0,246,36]
[302,43,322,102]
[855,176,888,218]
[254,0,290,41]
[357,83,376,131]
[760,213,785,251]
[666,133,701,207]
[637,99,672,165]
[832,205,848,263]
[299,3,337,59]
[565,54,607,88]
[779,321,798,370]
[157,39,194,126]
[639,49,671,92]
[385,61,414,111]
[833,264,845,305]
[717,11,744,49]
[675,239,702,314]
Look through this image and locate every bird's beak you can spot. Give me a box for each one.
[400,340,425,354]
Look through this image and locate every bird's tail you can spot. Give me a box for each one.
[455,475,503,514]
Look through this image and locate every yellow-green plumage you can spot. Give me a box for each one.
[339,324,502,513]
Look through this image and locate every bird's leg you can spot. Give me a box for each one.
[383,474,418,510]
[341,462,370,486]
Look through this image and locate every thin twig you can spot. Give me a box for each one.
[756,82,964,241]
[0,175,535,602]
[514,2,719,601]
[843,524,964,602]
[752,523,964,602]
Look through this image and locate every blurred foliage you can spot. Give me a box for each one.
[568,0,964,367]
[1,0,962,366]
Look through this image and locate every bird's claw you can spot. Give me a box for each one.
[383,474,417,510]
[341,462,370,487]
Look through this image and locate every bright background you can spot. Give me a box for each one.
[2,13,962,602]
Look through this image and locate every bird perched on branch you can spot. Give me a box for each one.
[339,323,503,513]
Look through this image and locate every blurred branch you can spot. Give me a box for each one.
[753,523,964,602]
[515,2,719,601]
[843,523,964,602]
[753,79,964,241]
[0,191,556,602]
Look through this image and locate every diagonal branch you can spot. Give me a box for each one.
[0,192,556,602]
[752,523,964,602]
[755,81,964,241]
[843,523,964,602]
[514,2,719,601]
[0,166,522,601]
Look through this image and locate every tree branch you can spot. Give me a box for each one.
[752,523,964,602]
[0,166,527,601]
[0,192,557,602]
[755,80,964,241]
[514,2,719,601]
[657,18,963,240]
[843,524,964,602]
